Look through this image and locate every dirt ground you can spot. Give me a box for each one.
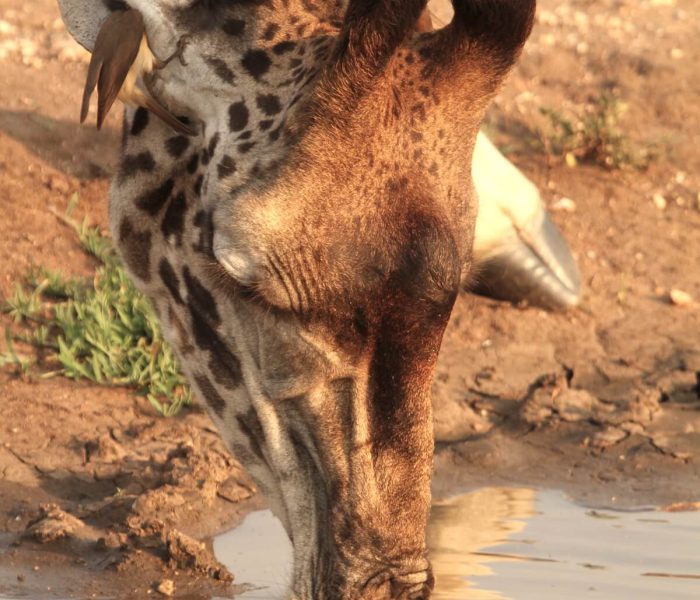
[1,0,699,598]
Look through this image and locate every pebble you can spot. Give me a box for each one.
[51,36,90,63]
[670,47,685,59]
[0,19,16,35]
[538,10,558,26]
[539,33,556,47]
[662,501,700,512]
[669,289,693,307]
[652,193,667,210]
[551,197,577,212]
[46,175,70,195]
[0,39,19,60]
[156,580,175,597]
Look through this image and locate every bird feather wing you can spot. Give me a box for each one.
[84,9,144,129]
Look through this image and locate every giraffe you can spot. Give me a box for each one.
[58,0,536,597]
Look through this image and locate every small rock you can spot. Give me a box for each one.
[652,193,667,210]
[651,434,691,460]
[0,19,16,35]
[661,502,700,512]
[539,33,556,47]
[217,477,254,504]
[51,36,90,63]
[25,504,85,543]
[46,175,70,195]
[670,48,684,60]
[619,421,645,435]
[554,388,597,422]
[669,288,693,307]
[551,197,576,212]
[156,579,175,597]
[565,152,578,168]
[166,529,233,582]
[0,39,19,60]
[590,426,628,449]
[538,9,558,26]
[18,37,37,59]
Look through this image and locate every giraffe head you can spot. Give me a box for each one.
[58,0,535,597]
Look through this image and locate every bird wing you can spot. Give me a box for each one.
[80,9,144,129]
[81,49,103,123]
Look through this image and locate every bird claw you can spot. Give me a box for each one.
[175,35,190,67]
[155,35,191,69]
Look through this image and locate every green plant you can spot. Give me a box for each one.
[1,198,191,416]
[538,93,649,170]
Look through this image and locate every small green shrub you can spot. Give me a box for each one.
[1,198,191,416]
[538,93,650,170]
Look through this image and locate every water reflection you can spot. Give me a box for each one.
[428,488,536,599]
[214,488,537,599]
[212,488,700,600]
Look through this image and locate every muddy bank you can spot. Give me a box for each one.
[0,377,261,599]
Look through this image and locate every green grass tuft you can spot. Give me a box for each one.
[1,199,191,416]
[537,93,650,170]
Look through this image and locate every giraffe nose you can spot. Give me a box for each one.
[389,573,434,600]
[358,569,434,600]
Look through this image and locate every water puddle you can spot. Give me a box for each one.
[213,488,700,599]
[1,488,697,599]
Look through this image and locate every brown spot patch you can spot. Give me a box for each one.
[118,218,152,282]
[183,267,220,324]
[130,107,149,135]
[136,179,175,216]
[194,374,226,419]
[119,151,155,180]
[161,192,188,244]
[236,408,266,463]
[241,49,271,80]
[188,308,242,391]
[159,258,184,305]
[166,136,190,159]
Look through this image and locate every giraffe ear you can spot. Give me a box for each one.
[58,0,128,51]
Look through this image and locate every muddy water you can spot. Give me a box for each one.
[213,488,700,600]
